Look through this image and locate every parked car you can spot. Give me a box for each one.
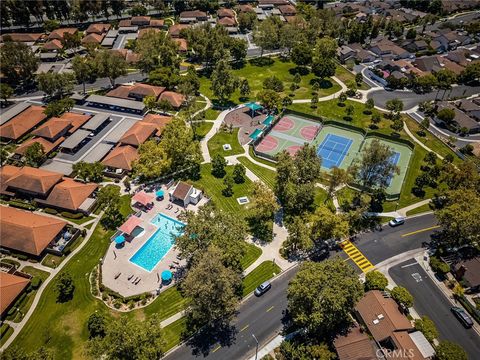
[451,307,474,328]
[389,217,406,227]
[254,281,271,296]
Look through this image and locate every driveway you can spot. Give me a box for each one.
[389,259,480,360]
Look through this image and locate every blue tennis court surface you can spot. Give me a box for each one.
[316,134,353,168]
[387,152,400,185]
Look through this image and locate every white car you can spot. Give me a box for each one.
[389,217,406,227]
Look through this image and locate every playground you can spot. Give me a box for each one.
[254,113,413,195]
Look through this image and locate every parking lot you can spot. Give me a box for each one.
[389,259,480,359]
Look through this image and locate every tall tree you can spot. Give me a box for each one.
[253,17,281,57]
[326,167,350,198]
[282,216,313,258]
[72,161,104,183]
[309,205,350,243]
[287,259,364,335]
[24,142,45,167]
[43,98,74,117]
[385,98,403,119]
[135,31,180,74]
[132,140,171,181]
[72,55,96,94]
[0,83,13,103]
[87,315,165,360]
[182,246,241,329]
[351,139,400,191]
[364,270,388,291]
[176,205,247,272]
[210,58,237,102]
[435,341,467,360]
[94,51,127,87]
[0,41,38,85]
[37,72,76,99]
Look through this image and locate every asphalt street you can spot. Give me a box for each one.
[164,267,298,360]
[166,214,441,360]
[390,260,480,360]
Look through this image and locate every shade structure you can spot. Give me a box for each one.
[249,128,263,140]
[161,270,172,282]
[263,115,274,126]
[132,190,154,206]
[115,235,125,244]
[118,216,143,235]
[156,189,164,197]
[245,102,263,111]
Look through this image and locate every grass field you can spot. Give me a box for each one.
[207,128,244,158]
[22,266,50,282]
[199,58,341,105]
[0,324,13,347]
[249,146,277,167]
[335,65,370,90]
[193,121,213,140]
[406,203,433,216]
[237,156,276,189]
[241,243,263,270]
[11,195,133,359]
[203,108,221,120]
[313,187,335,212]
[191,164,254,218]
[242,261,281,296]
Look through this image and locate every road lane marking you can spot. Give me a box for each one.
[240,324,249,332]
[401,225,440,237]
[212,345,221,353]
[266,306,274,312]
[340,240,374,273]
[401,262,418,268]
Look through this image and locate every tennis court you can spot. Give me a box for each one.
[360,137,412,195]
[317,134,353,169]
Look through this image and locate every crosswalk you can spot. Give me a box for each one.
[340,240,375,273]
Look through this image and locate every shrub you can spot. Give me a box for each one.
[414,316,438,344]
[30,277,42,290]
[9,200,35,211]
[113,299,122,309]
[365,271,388,291]
[430,256,450,275]
[61,211,83,219]
[44,208,58,215]
[390,286,414,308]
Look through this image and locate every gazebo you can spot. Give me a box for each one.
[118,216,143,236]
[245,102,263,117]
[132,190,154,208]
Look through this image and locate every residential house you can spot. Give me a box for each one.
[43,39,63,51]
[217,8,235,18]
[452,257,480,291]
[149,19,165,28]
[169,181,203,207]
[179,10,208,23]
[131,16,151,26]
[355,291,435,360]
[101,145,139,174]
[436,56,465,75]
[334,325,378,360]
[174,38,188,53]
[32,117,73,142]
[14,137,65,158]
[338,45,357,63]
[85,23,111,35]
[0,205,67,257]
[48,28,77,41]
[218,17,237,27]
[403,39,428,53]
[0,271,30,318]
[237,4,254,13]
[82,33,105,45]
[370,38,412,60]
[446,49,470,67]
[168,24,189,38]
[106,83,166,101]
[0,165,97,213]
[1,33,44,43]
[0,105,47,141]
[159,91,185,109]
[118,19,138,33]
[436,101,480,134]
[278,5,297,16]
[118,122,157,147]
[413,56,442,73]
[456,99,480,120]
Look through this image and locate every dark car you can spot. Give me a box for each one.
[254,281,271,296]
[451,307,474,328]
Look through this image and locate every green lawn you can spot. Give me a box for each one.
[242,261,282,297]
[313,187,335,212]
[199,58,341,105]
[11,195,133,359]
[61,215,95,226]
[162,317,187,352]
[0,324,13,347]
[406,203,433,216]
[41,253,63,269]
[141,286,189,320]
[21,266,50,282]
[207,128,244,158]
[203,108,221,120]
[237,156,277,189]
[193,121,213,140]
[335,65,370,90]
[240,243,263,270]
[190,164,254,218]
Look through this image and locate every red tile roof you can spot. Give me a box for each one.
[101,145,139,171]
[174,38,188,52]
[31,117,72,139]
[0,165,63,196]
[159,91,185,108]
[131,16,151,25]
[106,84,166,101]
[218,17,236,26]
[82,33,105,44]
[59,112,92,133]
[0,105,47,140]
[43,39,63,50]
[0,272,30,315]
[48,28,77,40]
[15,136,65,156]
[218,8,235,18]
[85,23,111,34]
[149,19,165,27]
[168,24,189,37]
[0,205,66,256]
[142,114,172,136]
[38,179,97,211]
[138,28,160,38]
[1,33,44,42]
[119,122,157,146]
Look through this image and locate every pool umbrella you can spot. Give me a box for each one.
[156,189,164,197]
[115,235,125,245]
[161,270,173,282]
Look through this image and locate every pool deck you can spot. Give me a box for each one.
[101,186,209,297]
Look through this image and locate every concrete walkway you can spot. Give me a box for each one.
[200,108,232,163]
[292,75,348,104]
[1,213,104,351]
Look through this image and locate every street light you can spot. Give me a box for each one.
[252,333,259,360]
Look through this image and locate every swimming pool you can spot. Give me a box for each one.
[129,213,184,272]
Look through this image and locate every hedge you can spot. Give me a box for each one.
[0,323,11,338]
[8,200,36,211]
[44,208,58,215]
[456,295,480,324]
[60,211,83,219]
[30,277,42,290]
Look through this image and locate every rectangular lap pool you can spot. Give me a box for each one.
[129,213,184,272]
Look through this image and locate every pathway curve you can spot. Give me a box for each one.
[0,213,103,351]
[403,120,444,160]
[200,108,232,163]
[291,76,348,104]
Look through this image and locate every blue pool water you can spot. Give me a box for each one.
[129,213,185,272]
